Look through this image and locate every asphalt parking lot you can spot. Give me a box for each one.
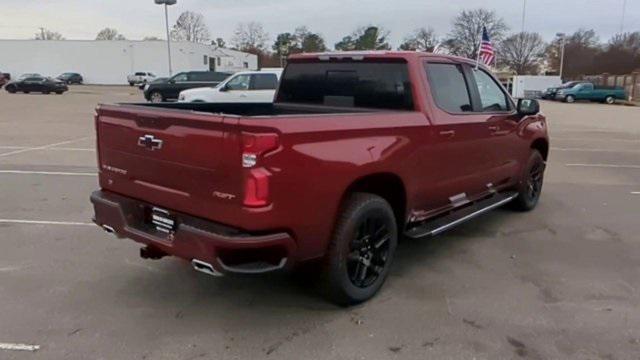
[0,86,639,360]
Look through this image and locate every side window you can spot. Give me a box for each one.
[472,69,509,112]
[226,75,251,90]
[172,73,188,82]
[425,63,473,113]
[251,74,278,90]
[188,73,204,81]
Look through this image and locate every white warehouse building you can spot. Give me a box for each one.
[0,40,259,85]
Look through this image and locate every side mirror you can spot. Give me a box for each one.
[219,84,229,92]
[168,79,176,84]
[517,98,540,116]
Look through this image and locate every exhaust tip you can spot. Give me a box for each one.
[191,259,223,277]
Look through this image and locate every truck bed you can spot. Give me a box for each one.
[129,102,383,117]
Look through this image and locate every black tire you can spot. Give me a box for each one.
[55,91,63,95]
[24,91,30,94]
[605,96,615,105]
[511,150,545,211]
[7,87,15,94]
[565,95,575,103]
[43,91,50,94]
[320,193,397,305]
[129,82,135,86]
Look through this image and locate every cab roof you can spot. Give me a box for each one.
[288,51,478,66]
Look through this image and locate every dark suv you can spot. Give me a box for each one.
[143,71,231,102]
[57,72,84,85]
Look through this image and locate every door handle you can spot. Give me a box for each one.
[488,125,500,132]
[439,130,456,138]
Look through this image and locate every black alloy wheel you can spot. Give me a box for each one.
[347,216,391,288]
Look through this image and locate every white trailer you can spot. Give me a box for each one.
[511,76,562,99]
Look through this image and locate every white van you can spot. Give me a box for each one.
[178,69,283,103]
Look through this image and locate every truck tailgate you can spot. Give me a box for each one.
[96,104,244,224]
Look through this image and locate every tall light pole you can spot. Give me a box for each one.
[620,0,627,33]
[556,33,566,81]
[521,0,527,33]
[154,0,177,76]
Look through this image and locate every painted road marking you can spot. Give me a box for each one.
[0,170,97,176]
[552,147,640,153]
[0,219,94,226]
[553,138,639,143]
[0,343,40,352]
[0,146,94,152]
[632,192,640,195]
[0,136,93,158]
[566,163,640,169]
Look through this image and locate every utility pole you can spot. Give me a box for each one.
[521,0,527,33]
[556,33,566,81]
[620,0,627,33]
[154,0,177,76]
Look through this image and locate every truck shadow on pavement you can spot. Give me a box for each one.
[108,208,514,314]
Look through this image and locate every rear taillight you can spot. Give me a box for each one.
[241,132,279,207]
[242,132,279,168]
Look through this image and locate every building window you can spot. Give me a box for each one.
[243,62,249,69]
[217,57,221,66]
[203,55,208,65]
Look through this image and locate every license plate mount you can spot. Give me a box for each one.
[150,207,177,234]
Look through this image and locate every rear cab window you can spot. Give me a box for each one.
[276,60,414,110]
[425,63,473,113]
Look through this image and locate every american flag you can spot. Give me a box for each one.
[478,26,495,66]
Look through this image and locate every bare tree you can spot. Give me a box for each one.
[608,32,640,56]
[34,28,64,40]
[232,22,269,54]
[593,32,640,74]
[96,28,126,40]
[499,32,546,74]
[445,9,508,59]
[399,28,438,51]
[546,29,600,78]
[171,11,210,43]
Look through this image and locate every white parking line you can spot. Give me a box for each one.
[0,219,94,226]
[0,343,40,351]
[0,170,97,176]
[552,147,640,153]
[0,146,94,152]
[50,147,95,152]
[566,163,640,169]
[0,136,93,158]
[632,192,640,195]
[553,138,640,143]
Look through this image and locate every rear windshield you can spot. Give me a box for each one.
[276,61,414,110]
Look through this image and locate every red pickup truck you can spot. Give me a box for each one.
[91,51,548,305]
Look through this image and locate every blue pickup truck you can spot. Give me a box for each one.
[555,82,627,104]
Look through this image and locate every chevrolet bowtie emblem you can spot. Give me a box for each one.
[137,134,163,150]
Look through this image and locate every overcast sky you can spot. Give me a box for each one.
[1,0,638,46]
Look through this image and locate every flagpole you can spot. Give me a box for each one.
[475,34,482,70]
